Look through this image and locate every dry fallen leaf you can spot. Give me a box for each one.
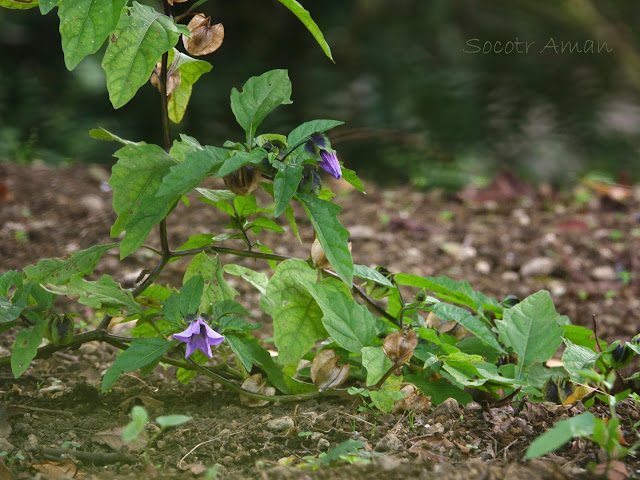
[32,461,80,479]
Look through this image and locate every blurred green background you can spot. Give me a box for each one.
[1,0,639,188]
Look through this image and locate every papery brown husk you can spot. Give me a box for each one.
[223,165,261,196]
[182,14,224,56]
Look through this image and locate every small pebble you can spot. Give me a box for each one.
[265,417,295,433]
[591,265,617,281]
[520,257,555,277]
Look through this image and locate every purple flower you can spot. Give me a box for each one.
[173,317,225,359]
[318,150,342,179]
[305,133,342,179]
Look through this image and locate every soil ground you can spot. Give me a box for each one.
[0,161,639,479]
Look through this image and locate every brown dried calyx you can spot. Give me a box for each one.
[311,349,350,391]
[182,14,224,56]
[239,373,275,407]
[149,61,181,97]
[223,165,262,196]
[383,328,417,372]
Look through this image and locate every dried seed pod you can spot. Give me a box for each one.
[149,61,182,97]
[182,14,224,56]
[310,349,350,391]
[311,237,330,269]
[239,373,275,407]
[311,238,352,270]
[383,328,417,366]
[223,165,262,196]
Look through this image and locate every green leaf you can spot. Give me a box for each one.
[179,275,204,316]
[233,194,264,217]
[109,143,178,258]
[496,291,564,379]
[11,321,45,378]
[167,49,212,123]
[156,414,191,429]
[273,164,303,217]
[0,0,38,10]
[526,412,595,459]
[561,325,597,351]
[174,234,214,252]
[286,119,343,151]
[44,275,142,316]
[362,346,392,386]
[89,127,138,144]
[341,167,364,193]
[226,334,289,393]
[102,337,173,391]
[249,217,285,233]
[304,279,376,353]
[259,259,326,365]
[216,149,266,178]
[404,374,473,406]
[59,0,126,70]
[275,0,333,61]
[562,341,599,379]
[319,440,366,467]
[394,274,500,314]
[223,264,268,295]
[23,244,117,285]
[169,134,203,162]
[353,265,393,287]
[39,0,57,14]
[157,146,227,197]
[102,2,188,108]
[430,303,504,354]
[283,204,302,243]
[230,70,292,143]
[195,188,236,203]
[122,405,148,441]
[297,194,353,287]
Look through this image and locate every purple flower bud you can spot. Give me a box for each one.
[173,317,225,359]
[318,150,342,179]
[310,133,327,149]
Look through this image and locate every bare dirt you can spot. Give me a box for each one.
[0,161,639,479]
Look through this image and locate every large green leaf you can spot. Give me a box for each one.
[276,0,333,61]
[102,337,173,391]
[38,0,57,14]
[259,259,326,365]
[223,264,268,295]
[89,127,139,144]
[361,346,392,386]
[230,70,292,143]
[496,290,564,379]
[44,275,142,315]
[167,49,212,123]
[225,334,289,393]
[11,321,46,378]
[102,2,188,108]
[179,275,204,317]
[297,194,353,287]
[109,143,178,258]
[404,374,473,406]
[273,164,303,218]
[23,244,118,285]
[157,146,227,197]
[429,303,504,354]
[59,0,127,70]
[303,278,376,353]
[216,149,267,178]
[286,119,343,151]
[526,412,595,459]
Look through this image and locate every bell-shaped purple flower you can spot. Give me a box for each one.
[173,317,225,359]
[318,150,342,179]
[305,133,342,179]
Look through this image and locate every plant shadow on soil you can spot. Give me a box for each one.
[0,162,639,479]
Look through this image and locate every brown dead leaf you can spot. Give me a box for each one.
[93,426,145,451]
[32,461,80,479]
[594,460,629,480]
[0,459,15,480]
[119,395,164,411]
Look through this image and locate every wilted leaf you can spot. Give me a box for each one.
[182,14,224,56]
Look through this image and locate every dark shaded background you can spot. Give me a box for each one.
[1,0,639,188]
